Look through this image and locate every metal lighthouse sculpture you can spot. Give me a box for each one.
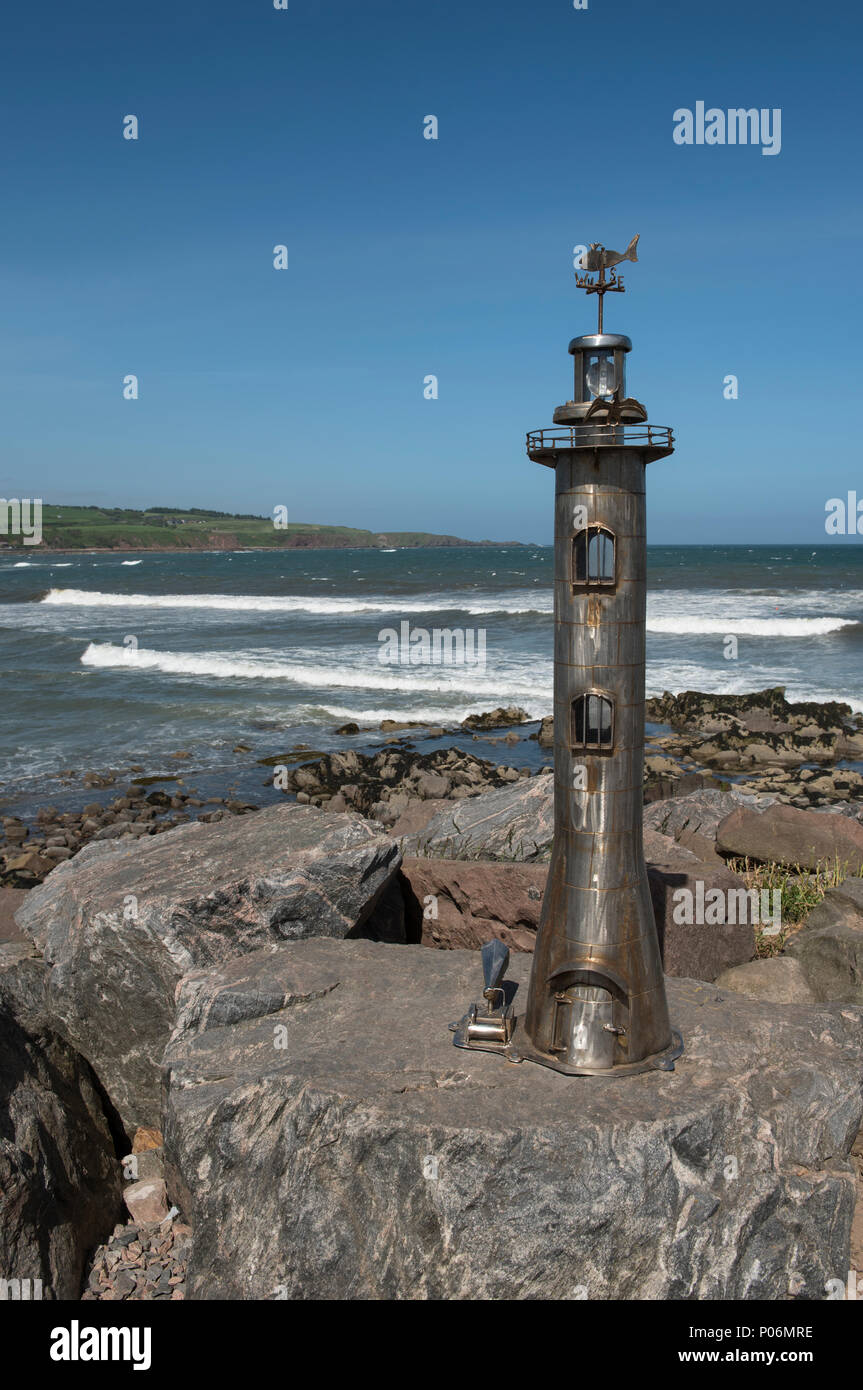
[452,237,683,1076]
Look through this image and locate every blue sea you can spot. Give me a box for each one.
[1,544,861,811]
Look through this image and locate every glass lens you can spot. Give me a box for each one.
[585,354,618,399]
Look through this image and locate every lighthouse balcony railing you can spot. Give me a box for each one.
[526,424,674,459]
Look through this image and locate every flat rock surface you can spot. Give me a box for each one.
[717,803,863,873]
[399,773,553,860]
[643,788,775,844]
[388,798,452,840]
[714,956,817,1004]
[163,939,863,1300]
[15,804,401,1134]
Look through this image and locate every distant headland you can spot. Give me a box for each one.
[0,504,523,552]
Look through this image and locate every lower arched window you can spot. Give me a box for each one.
[572,692,613,750]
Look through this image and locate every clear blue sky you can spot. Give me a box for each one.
[1,0,860,543]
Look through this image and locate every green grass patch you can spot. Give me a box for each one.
[727,855,863,957]
[4,504,495,551]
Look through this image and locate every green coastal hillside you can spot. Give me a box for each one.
[3,505,517,551]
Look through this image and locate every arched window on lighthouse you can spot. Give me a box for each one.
[571,692,614,751]
[573,525,615,587]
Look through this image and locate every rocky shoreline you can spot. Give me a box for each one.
[644,687,863,806]
[3,689,861,892]
[2,688,863,1300]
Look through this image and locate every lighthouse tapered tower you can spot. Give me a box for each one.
[452,238,682,1076]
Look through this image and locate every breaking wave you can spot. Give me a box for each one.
[79,641,551,700]
[646,615,857,637]
[42,589,860,634]
[42,587,552,616]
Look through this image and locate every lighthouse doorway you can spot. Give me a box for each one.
[549,975,628,1070]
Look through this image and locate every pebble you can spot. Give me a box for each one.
[81,1216,190,1301]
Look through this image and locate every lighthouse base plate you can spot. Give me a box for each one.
[451,1016,684,1078]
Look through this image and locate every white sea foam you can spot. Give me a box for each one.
[79,641,552,699]
[41,585,863,629]
[43,587,552,616]
[4,561,75,569]
[301,701,549,724]
[646,615,856,637]
[647,589,863,620]
[646,660,863,713]
[66,643,863,719]
[121,560,142,566]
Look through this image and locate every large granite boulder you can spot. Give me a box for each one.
[163,940,863,1300]
[400,785,754,979]
[399,857,546,951]
[646,838,756,981]
[400,774,553,861]
[400,848,754,981]
[388,798,452,840]
[644,787,775,861]
[0,942,122,1299]
[715,957,817,1004]
[15,805,401,1135]
[716,803,863,873]
[786,877,863,1003]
